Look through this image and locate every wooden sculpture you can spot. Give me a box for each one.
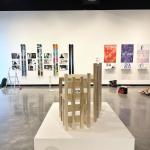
[59,63,102,130]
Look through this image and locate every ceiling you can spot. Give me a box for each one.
[0,0,150,10]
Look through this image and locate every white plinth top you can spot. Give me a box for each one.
[35,102,134,140]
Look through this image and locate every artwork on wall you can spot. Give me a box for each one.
[121,44,134,63]
[53,44,59,76]
[137,44,150,69]
[59,53,68,71]
[11,43,74,78]
[44,53,52,71]
[37,44,43,76]
[27,53,36,71]
[69,44,74,74]
[104,44,117,69]
[21,44,27,76]
[121,44,134,69]
[11,53,20,70]
[104,45,117,63]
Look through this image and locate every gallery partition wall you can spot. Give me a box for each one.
[0,10,150,85]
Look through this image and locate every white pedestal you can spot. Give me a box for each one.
[34,102,135,150]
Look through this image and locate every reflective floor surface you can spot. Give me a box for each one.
[0,86,150,150]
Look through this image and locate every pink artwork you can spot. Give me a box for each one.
[137,45,149,63]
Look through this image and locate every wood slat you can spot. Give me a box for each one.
[87,73,91,127]
[61,75,94,82]
[61,93,87,101]
[68,116,80,123]
[64,74,69,130]
[59,77,63,120]
[80,76,84,128]
[71,77,75,129]
[99,63,102,113]
[68,104,81,112]
[93,63,97,122]
[97,64,100,118]
[67,80,91,88]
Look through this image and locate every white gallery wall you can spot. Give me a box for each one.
[0,10,150,85]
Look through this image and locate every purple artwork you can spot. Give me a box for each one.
[121,44,134,63]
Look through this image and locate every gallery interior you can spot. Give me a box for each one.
[0,0,150,150]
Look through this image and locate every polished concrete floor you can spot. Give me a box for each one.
[0,86,150,150]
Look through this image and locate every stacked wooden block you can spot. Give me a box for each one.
[59,63,102,130]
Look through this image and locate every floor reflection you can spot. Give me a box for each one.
[102,86,150,150]
[0,87,57,150]
[0,86,150,150]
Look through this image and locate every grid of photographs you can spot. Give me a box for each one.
[59,53,68,71]
[27,53,36,71]
[37,44,43,76]
[11,53,20,70]
[21,44,27,76]
[44,53,52,71]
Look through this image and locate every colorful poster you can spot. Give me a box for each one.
[59,53,68,71]
[37,44,43,76]
[21,44,27,76]
[121,44,134,63]
[53,44,59,76]
[27,53,36,71]
[104,45,117,63]
[44,53,52,71]
[137,44,150,69]
[11,53,20,70]
[137,45,149,63]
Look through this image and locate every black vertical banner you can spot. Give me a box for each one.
[71,44,74,74]
[69,44,72,74]
[21,44,27,76]
[37,44,43,76]
[69,44,74,74]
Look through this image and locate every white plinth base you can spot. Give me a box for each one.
[34,102,134,150]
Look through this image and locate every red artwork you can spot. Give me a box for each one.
[104,45,117,63]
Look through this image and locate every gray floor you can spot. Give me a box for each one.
[0,86,150,150]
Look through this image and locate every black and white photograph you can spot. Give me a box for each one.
[44,59,50,65]
[44,53,52,59]
[44,65,52,70]
[44,53,52,65]
[59,65,68,71]
[12,60,20,70]
[59,53,68,64]
[11,53,20,59]
[28,59,36,71]
[27,53,36,59]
